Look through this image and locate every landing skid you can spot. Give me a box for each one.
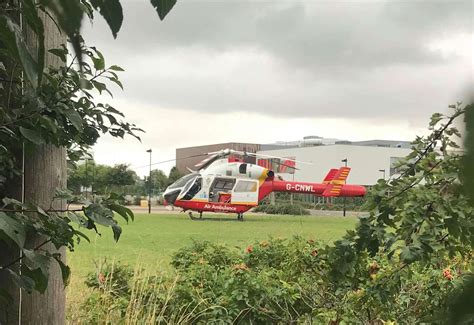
[187,211,245,222]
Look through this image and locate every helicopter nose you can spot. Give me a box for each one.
[164,189,180,205]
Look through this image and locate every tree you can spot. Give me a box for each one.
[168,166,183,186]
[0,0,177,323]
[150,169,169,192]
[105,164,137,193]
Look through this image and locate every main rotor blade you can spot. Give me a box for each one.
[231,150,313,165]
[273,160,300,170]
[194,153,220,170]
[132,152,210,169]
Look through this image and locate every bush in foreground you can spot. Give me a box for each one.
[76,238,471,324]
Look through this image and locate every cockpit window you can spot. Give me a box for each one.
[168,173,198,189]
[182,177,202,200]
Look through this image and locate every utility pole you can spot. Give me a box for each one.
[146,149,152,214]
[0,9,67,324]
[342,158,348,217]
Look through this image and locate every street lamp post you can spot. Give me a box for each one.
[341,158,348,217]
[379,169,386,180]
[146,149,152,214]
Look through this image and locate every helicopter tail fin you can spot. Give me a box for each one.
[322,167,351,196]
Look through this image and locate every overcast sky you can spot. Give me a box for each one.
[82,0,473,176]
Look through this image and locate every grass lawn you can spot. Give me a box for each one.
[66,213,357,313]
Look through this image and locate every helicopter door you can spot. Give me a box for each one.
[231,179,259,205]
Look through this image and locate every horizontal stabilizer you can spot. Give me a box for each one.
[322,184,344,197]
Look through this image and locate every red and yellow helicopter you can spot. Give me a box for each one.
[163,149,366,220]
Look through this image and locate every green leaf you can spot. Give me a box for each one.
[112,224,122,242]
[5,269,35,294]
[92,80,107,94]
[0,16,39,88]
[91,48,105,70]
[90,0,124,38]
[48,47,68,63]
[22,250,52,293]
[67,211,88,228]
[63,109,84,131]
[21,265,48,293]
[73,229,91,243]
[0,212,26,248]
[429,113,443,127]
[19,127,44,145]
[150,0,177,20]
[399,246,419,264]
[54,256,71,287]
[108,203,134,222]
[23,249,51,276]
[84,204,121,241]
[107,76,123,90]
[109,65,124,71]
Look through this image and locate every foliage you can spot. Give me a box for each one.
[68,163,169,196]
[167,166,183,186]
[253,203,310,215]
[77,238,471,324]
[263,193,368,211]
[344,104,472,267]
[149,169,168,192]
[68,160,119,194]
[0,0,177,306]
[84,260,134,297]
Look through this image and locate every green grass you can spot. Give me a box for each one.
[66,213,357,314]
[69,213,357,278]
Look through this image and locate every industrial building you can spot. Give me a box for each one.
[257,142,412,186]
[176,138,412,186]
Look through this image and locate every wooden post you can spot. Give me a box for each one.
[0,7,67,325]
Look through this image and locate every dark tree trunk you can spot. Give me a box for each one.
[0,7,67,325]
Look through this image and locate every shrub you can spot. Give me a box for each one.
[253,203,310,215]
[76,238,472,324]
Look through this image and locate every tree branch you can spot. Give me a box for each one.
[0,207,84,213]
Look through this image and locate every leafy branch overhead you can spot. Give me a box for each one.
[0,0,177,305]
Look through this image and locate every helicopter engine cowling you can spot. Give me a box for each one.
[203,159,271,181]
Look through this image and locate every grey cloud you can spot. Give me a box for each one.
[85,0,471,69]
[82,0,472,121]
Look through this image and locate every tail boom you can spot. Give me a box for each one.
[270,181,366,197]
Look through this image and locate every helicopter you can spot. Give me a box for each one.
[163,149,366,220]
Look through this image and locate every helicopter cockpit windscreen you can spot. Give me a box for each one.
[168,173,198,190]
[181,177,202,200]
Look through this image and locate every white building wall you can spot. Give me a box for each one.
[257,145,412,185]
